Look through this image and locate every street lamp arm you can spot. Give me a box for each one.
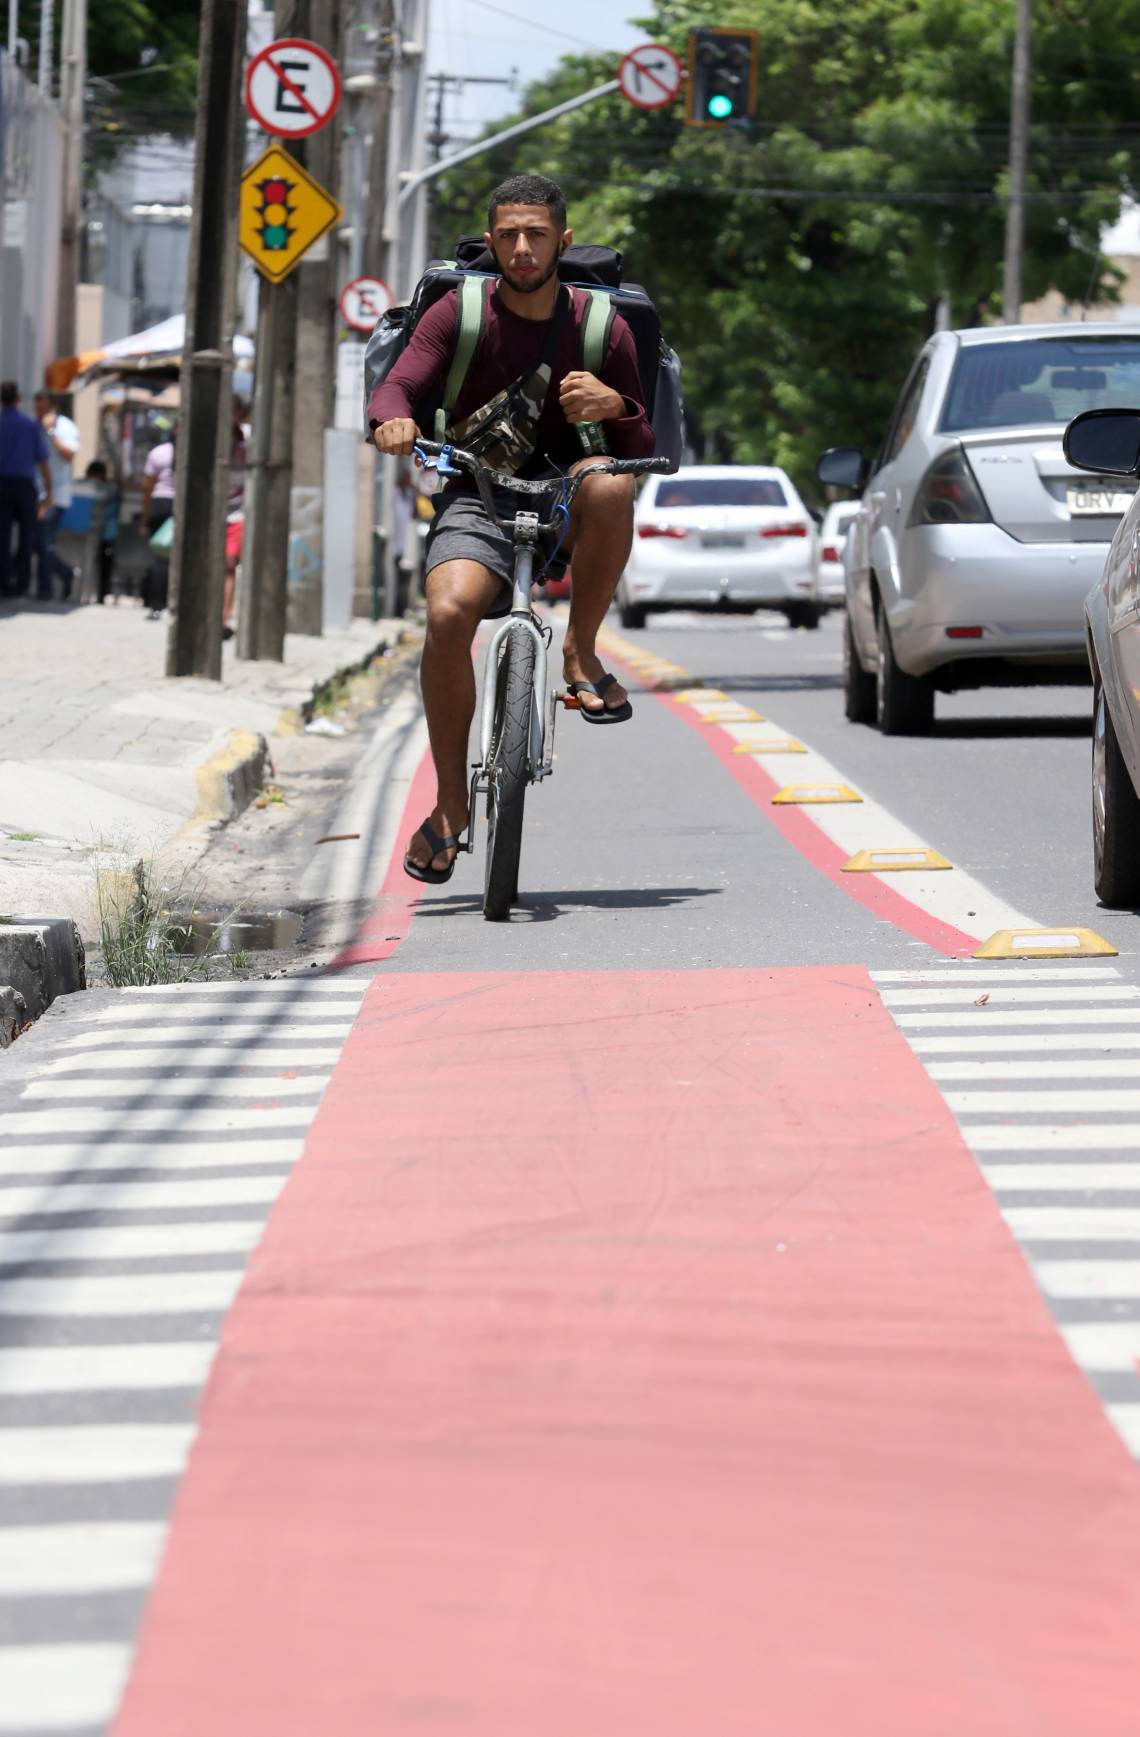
[396,79,620,209]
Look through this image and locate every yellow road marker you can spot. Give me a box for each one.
[974,928,1118,960]
[844,847,952,872]
[772,784,863,805]
[693,704,765,722]
[674,688,728,702]
[731,736,808,754]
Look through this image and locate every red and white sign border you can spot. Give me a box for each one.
[616,42,684,111]
[339,275,394,333]
[244,36,342,139]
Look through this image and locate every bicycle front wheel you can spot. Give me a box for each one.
[483,622,535,921]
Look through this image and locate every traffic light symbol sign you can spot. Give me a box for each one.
[257,176,295,252]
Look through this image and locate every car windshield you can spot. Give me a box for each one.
[941,336,1140,432]
[655,477,787,508]
[833,511,857,535]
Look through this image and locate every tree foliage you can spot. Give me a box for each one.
[11,0,201,155]
[437,0,1140,494]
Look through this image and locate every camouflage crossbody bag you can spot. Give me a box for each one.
[443,285,572,476]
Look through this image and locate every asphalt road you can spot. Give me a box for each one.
[7,606,1140,1735]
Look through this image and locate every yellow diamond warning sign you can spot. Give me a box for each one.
[239,144,342,283]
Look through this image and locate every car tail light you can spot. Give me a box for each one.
[946,626,983,639]
[638,524,688,539]
[908,447,990,526]
[821,544,841,562]
[759,522,809,539]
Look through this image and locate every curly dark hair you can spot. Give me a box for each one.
[487,173,567,231]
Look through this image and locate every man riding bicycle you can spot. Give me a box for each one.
[369,172,655,883]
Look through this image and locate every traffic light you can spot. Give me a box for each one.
[255,173,296,254]
[685,27,758,128]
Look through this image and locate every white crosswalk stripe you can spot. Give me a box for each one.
[0,975,366,1733]
[872,961,1140,1466]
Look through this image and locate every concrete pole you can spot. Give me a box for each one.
[37,0,51,91]
[56,0,86,359]
[288,0,341,636]
[240,0,307,662]
[166,0,249,679]
[1002,0,1032,324]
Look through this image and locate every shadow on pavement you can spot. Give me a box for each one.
[414,885,722,922]
[651,673,843,695]
[931,715,1089,739]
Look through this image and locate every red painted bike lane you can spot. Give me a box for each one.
[114,963,1140,1735]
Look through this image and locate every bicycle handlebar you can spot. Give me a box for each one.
[412,439,672,493]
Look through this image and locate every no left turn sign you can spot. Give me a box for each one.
[339,275,394,333]
[245,37,342,138]
[617,42,683,110]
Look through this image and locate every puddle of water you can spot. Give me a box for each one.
[168,910,304,957]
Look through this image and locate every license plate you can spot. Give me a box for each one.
[1066,485,1135,516]
[701,533,745,549]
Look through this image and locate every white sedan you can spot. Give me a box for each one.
[615,465,819,630]
[815,502,858,608]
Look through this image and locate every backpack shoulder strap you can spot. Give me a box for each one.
[580,287,616,376]
[442,277,486,420]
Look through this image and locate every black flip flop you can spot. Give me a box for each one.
[567,673,633,725]
[403,816,467,885]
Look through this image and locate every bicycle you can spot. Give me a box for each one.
[413,439,671,921]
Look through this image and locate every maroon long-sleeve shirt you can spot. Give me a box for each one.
[368,281,655,468]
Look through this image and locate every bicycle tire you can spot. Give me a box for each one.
[483,622,535,921]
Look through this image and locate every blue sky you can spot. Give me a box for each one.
[427,0,650,142]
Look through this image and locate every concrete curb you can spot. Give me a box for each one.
[191,729,271,829]
[0,917,86,1023]
[0,985,29,1048]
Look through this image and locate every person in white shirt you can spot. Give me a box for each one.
[33,389,80,602]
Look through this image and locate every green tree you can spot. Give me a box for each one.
[437,0,1140,494]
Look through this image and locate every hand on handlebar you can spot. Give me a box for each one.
[374,418,421,457]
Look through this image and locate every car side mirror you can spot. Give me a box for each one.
[816,447,868,491]
[1063,409,1140,477]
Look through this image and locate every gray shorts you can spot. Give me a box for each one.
[424,487,567,617]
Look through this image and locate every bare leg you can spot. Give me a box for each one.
[561,462,635,714]
[408,557,502,873]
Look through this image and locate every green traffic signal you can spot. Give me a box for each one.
[707,93,734,119]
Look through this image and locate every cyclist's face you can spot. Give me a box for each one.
[486,204,571,294]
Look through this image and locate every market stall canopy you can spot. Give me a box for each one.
[46,315,255,389]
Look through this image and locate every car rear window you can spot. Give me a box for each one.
[834,511,857,535]
[941,336,1140,432]
[654,478,788,508]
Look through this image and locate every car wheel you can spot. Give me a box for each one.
[844,612,877,724]
[619,599,648,629]
[1092,682,1140,907]
[876,613,934,735]
[784,602,822,630]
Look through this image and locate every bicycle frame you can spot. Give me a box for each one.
[469,510,555,846]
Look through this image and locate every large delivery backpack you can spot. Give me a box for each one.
[363,236,683,471]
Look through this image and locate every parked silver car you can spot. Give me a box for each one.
[1064,407,1140,905]
[818,322,1140,733]
[615,465,819,630]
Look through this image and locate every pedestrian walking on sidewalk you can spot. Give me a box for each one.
[0,382,52,600]
[33,390,80,601]
[140,432,176,619]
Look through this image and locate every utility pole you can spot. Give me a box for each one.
[37,0,52,91]
[288,0,341,636]
[240,0,308,662]
[166,0,249,679]
[57,0,86,360]
[424,71,514,257]
[1002,0,1032,324]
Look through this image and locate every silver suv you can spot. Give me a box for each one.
[818,322,1140,733]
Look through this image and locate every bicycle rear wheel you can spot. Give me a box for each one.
[483,622,535,921]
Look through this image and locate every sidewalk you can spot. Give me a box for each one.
[0,597,405,935]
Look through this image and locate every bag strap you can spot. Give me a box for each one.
[442,277,486,422]
[581,287,616,377]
